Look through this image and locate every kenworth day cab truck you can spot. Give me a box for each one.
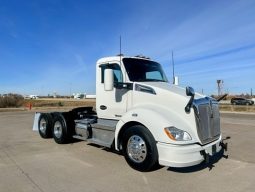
[34,55,227,171]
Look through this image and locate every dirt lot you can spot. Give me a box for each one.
[0,111,254,192]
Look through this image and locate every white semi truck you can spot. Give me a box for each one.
[35,55,227,171]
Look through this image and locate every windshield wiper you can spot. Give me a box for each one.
[134,79,167,82]
[146,79,166,82]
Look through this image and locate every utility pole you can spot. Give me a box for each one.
[217,80,224,96]
[70,83,72,99]
[251,88,253,96]
[172,51,175,84]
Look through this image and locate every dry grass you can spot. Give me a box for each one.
[0,94,24,108]
[23,98,96,108]
[219,104,255,112]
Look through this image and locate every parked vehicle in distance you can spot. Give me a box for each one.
[231,97,254,105]
[73,93,85,99]
[24,95,39,99]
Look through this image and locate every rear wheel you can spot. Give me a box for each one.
[38,113,53,138]
[122,125,158,172]
[52,113,70,144]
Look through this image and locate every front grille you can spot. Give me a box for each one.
[193,98,221,144]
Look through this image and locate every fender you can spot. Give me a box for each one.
[114,105,198,151]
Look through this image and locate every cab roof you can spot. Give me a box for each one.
[96,55,151,65]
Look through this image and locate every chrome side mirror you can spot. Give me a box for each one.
[104,69,114,91]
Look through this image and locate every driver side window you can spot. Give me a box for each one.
[113,67,122,83]
[101,64,123,83]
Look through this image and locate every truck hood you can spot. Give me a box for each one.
[131,81,205,144]
[132,81,204,119]
[139,82,204,100]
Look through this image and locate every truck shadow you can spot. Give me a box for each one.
[88,143,123,155]
[167,149,228,173]
[88,136,230,173]
[69,138,83,144]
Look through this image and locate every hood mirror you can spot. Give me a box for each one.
[185,86,195,113]
[186,86,195,97]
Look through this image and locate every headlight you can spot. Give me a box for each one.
[164,127,192,141]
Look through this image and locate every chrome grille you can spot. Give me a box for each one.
[194,98,221,144]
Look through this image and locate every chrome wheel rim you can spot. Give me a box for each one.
[127,135,147,163]
[54,121,62,139]
[39,118,47,134]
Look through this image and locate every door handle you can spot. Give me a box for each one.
[100,105,107,110]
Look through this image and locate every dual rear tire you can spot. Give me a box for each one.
[38,112,72,144]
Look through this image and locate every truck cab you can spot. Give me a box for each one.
[36,55,227,171]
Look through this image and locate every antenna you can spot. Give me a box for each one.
[172,51,175,84]
[120,36,122,56]
[119,36,122,69]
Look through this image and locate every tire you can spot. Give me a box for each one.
[122,125,158,172]
[52,113,71,144]
[38,113,53,138]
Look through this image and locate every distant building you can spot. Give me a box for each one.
[73,93,86,99]
[85,95,96,99]
[72,93,96,99]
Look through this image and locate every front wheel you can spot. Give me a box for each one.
[122,125,158,172]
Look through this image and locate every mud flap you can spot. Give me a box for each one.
[32,112,41,131]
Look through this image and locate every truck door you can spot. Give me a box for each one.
[96,63,128,120]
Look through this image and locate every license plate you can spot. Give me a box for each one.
[212,144,216,155]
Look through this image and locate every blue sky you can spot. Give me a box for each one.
[0,0,255,96]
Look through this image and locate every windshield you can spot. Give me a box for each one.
[123,58,168,82]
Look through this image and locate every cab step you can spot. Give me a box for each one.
[87,138,112,148]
